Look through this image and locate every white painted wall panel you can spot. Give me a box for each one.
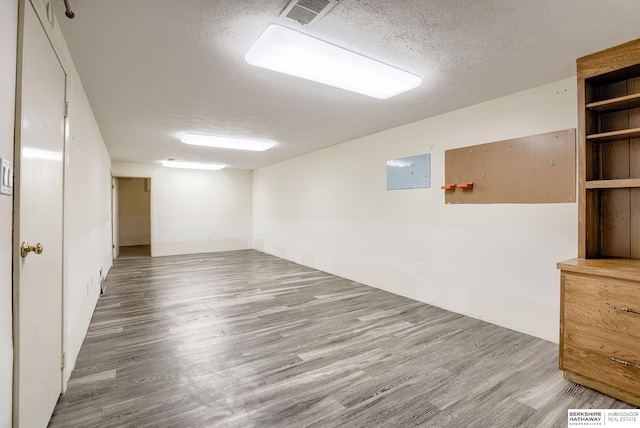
[61,43,113,382]
[253,77,578,343]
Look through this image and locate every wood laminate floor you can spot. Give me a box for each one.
[49,250,634,427]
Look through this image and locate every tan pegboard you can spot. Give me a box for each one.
[444,129,576,204]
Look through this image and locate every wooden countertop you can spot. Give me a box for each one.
[558,258,640,282]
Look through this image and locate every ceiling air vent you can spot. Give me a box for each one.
[280,0,339,26]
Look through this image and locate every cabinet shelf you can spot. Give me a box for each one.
[586,127,640,143]
[586,179,640,189]
[586,92,640,113]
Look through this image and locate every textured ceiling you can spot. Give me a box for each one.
[53,0,640,170]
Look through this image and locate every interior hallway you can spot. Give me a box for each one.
[48,250,632,427]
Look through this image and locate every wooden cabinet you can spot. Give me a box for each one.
[558,38,640,406]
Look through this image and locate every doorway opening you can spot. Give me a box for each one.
[113,176,151,259]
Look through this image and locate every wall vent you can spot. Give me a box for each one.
[280,0,339,26]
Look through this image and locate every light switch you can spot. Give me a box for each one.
[1,157,14,196]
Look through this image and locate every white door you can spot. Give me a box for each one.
[112,177,120,258]
[14,2,65,427]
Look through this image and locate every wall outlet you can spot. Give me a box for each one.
[419,263,427,275]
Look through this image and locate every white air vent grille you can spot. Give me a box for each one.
[280,0,338,26]
[286,6,318,25]
[298,0,331,14]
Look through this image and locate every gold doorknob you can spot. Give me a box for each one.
[20,242,43,258]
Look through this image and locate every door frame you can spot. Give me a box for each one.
[112,174,155,257]
[111,175,119,259]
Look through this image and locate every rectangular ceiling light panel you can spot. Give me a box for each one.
[181,133,275,151]
[162,160,226,170]
[245,25,422,99]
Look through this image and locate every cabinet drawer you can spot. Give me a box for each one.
[563,273,640,337]
[562,319,640,394]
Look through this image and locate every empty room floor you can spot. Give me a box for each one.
[48,250,633,427]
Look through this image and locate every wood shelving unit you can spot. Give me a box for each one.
[558,37,640,407]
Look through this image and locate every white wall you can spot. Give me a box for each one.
[63,62,113,380]
[0,1,18,426]
[253,77,578,343]
[112,162,253,257]
[117,178,151,246]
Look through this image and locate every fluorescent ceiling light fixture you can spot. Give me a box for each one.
[245,25,422,99]
[162,160,225,171]
[181,133,275,152]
